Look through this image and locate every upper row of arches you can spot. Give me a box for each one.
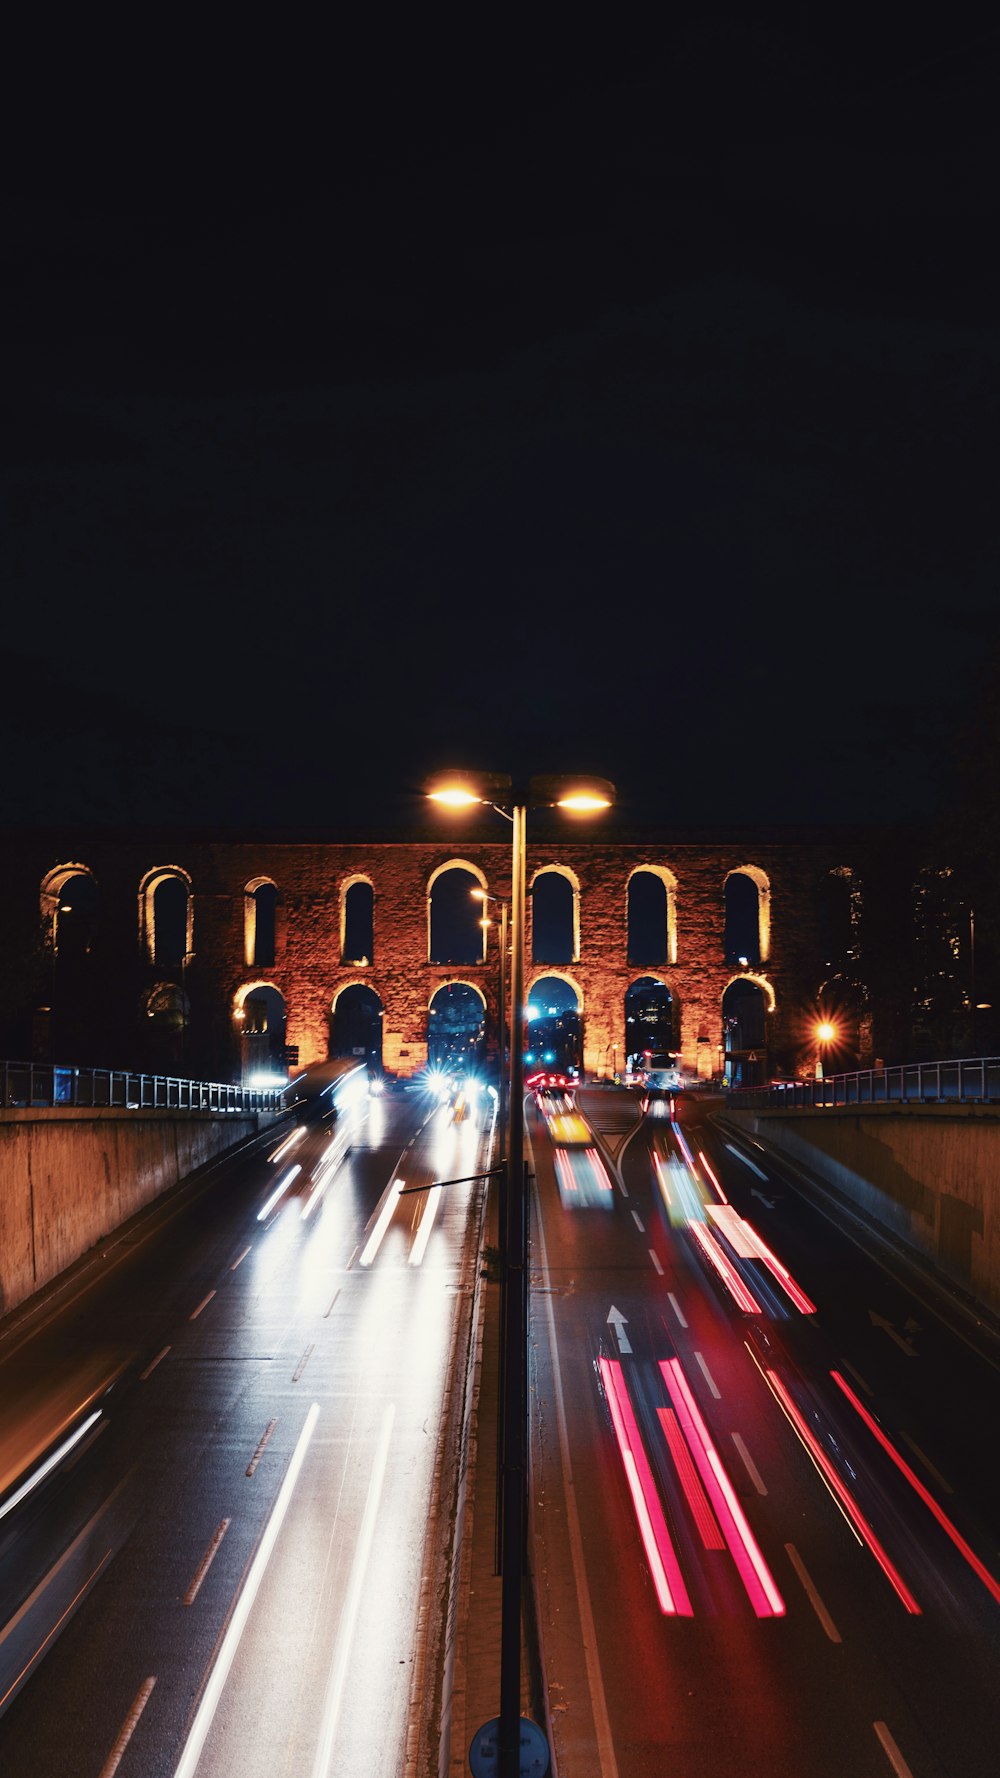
[41,859,860,973]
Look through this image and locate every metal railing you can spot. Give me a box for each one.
[727,1057,1000,1110]
[1,1059,286,1113]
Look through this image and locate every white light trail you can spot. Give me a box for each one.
[172,1402,320,1778]
[0,1411,102,1522]
[257,1163,302,1222]
[359,1178,404,1266]
[310,1403,395,1778]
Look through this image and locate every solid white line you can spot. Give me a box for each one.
[189,1291,216,1321]
[785,1542,841,1642]
[874,1720,914,1777]
[535,1211,620,1778]
[731,1431,767,1495]
[649,1248,664,1275]
[694,1351,720,1399]
[140,1345,171,1380]
[668,1291,688,1328]
[97,1676,157,1778]
[311,1404,395,1778]
[172,1403,320,1778]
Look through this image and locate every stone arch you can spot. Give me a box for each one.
[244,876,278,968]
[723,864,771,966]
[721,971,774,1087]
[340,873,375,965]
[233,979,288,1084]
[40,862,99,957]
[139,865,193,966]
[427,859,488,964]
[330,979,384,1070]
[526,971,583,1074]
[529,863,580,963]
[626,865,678,966]
[624,973,677,1062]
[427,979,487,1072]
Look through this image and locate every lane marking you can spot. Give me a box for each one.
[785,1542,841,1642]
[668,1292,688,1328]
[874,1720,915,1777]
[189,1291,216,1321]
[324,1288,341,1320]
[536,1211,620,1778]
[649,1248,664,1275]
[184,1520,231,1605]
[631,1210,645,1233]
[140,1345,171,1380]
[310,1404,395,1777]
[97,1676,157,1778]
[230,1246,251,1270]
[723,1142,769,1180]
[731,1431,767,1495]
[172,1404,320,1778]
[247,1420,278,1477]
[293,1343,315,1382]
[694,1351,721,1399]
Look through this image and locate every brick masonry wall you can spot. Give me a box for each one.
[0,826,921,1082]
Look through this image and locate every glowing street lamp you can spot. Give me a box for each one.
[815,1019,836,1081]
[427,769,613,1778]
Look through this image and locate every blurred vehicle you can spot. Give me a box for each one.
[548,1111,592,1147]
[633,1049,682,1092]
[285,1058,368,1128]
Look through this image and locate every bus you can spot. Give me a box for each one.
[631,1050,682,1092]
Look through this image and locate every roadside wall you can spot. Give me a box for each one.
[0,1109,268,1319]
[721,1104,1000,1321]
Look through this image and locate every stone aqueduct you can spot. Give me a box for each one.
[1,824,921,1086]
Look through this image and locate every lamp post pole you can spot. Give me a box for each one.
[499,803,527,1776]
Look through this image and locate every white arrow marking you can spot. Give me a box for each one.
[607,1306,632,1354]
[751,1187,777,1209]
[868,1310,919,1356]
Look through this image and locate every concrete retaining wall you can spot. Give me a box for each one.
[0,1109,268,1320]
[722,1103,1000,1322]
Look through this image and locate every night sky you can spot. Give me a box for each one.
[4,16,1000,838]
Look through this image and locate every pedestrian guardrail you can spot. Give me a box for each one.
[727,1057,1000,1109]
[1,1059,285,1113]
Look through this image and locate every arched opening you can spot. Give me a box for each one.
[724,869,767,967]
[722,977,769,1086]
[526,974,582,1076]
[52,870,99,961]
[244,879,278,968]
[341,878,374,965]
[428,982,486,1076]
[140,868,192,968]
[330,982,384,1073]
[428,863,486,965]
[531,868,578,964]
[143,982,190,1074]
[624,976,676,1068]
[235,983,288,1086]
[628,871,668,965]
[819,866,859,973]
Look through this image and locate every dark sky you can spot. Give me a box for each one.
[4,14,1000,837]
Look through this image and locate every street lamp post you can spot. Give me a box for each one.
[428,770,613,1778]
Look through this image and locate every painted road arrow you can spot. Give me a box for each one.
[869,1310,919,1356]
[751,1187,777,1210]
[607,1306,632,1354]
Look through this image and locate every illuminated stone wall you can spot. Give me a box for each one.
[0,827,918,1083]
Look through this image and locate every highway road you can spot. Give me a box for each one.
[529,1085,1000,1778]
[3,1076,1000,1778]
[0,1078,490,1778]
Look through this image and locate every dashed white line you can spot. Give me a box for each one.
[731,1431,767,1495]
[631,1209,645,1232]
[785,1542,841,1642]
[694,1351,720,1398]
[184,1520,231,1606]
[189,1290,216,1321]
[293,1344,315,1382]
[874,1720,914,1776]
[247,1419,277,1477]
[230,1245,251,1270]
[140,1346,170,1380]
[649,1249,664,1275]
[668,1292,688,1328]
[97,1677,157,1778]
